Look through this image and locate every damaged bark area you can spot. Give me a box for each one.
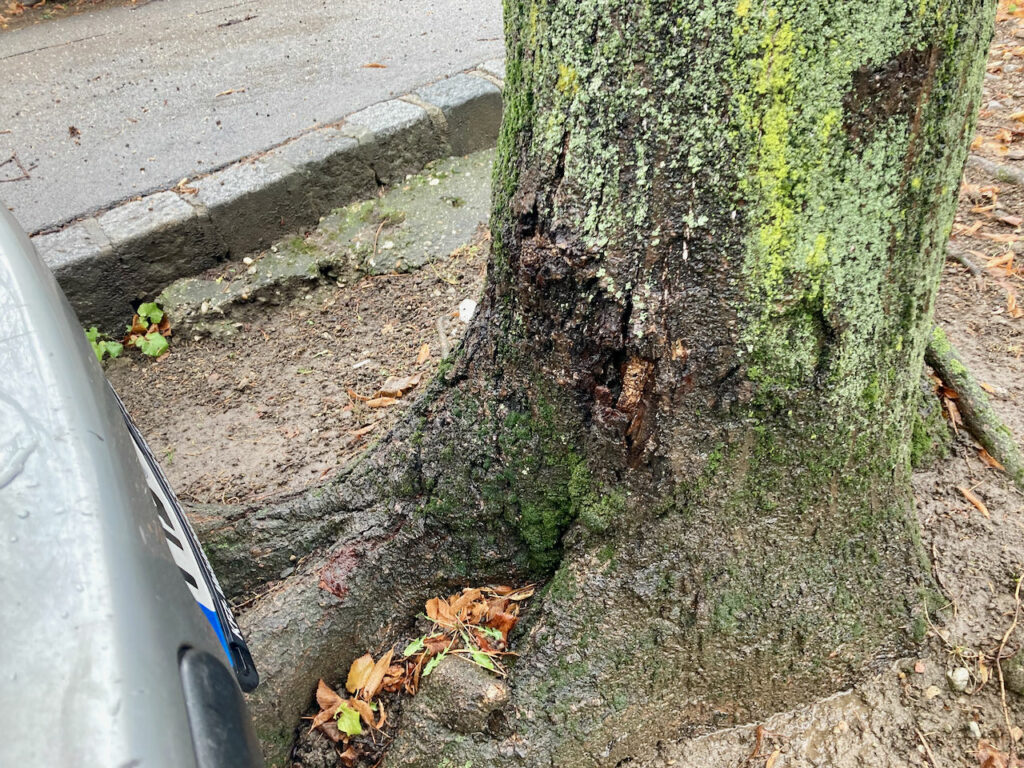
[226,1,997,766]
[843,46,942,143]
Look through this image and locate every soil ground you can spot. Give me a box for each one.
[105,8,1024,767]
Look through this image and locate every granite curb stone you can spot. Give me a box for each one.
[343,98,449,185]
[30,59,506,332]
[415,74,503,157]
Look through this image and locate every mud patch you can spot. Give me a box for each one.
[106,234,487,504]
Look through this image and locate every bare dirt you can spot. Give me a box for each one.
[105,233,487,505]
[103,7,1024,768]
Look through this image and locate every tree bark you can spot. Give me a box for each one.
[234,1,997,765]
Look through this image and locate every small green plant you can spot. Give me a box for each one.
[334,703,362,737]
[421,650,447,677]
[134,333,169,357]
[85,327,123,363]
[128,302,170,358]
[136,302,164,325]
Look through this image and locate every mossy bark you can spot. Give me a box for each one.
[428,2,995,764]
[234,1,995,765]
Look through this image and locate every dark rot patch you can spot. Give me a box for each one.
[843,46,941,143]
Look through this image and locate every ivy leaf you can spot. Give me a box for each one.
[135,332,169,358]
[422,650,447,677]
[85,327,99,343]
[102,340,123,360]
[335,704,363,737]
[137,302,164,325]
[403,637,425,657]
[470,649,496,672]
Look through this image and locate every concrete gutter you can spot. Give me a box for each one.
[33,60,505,331]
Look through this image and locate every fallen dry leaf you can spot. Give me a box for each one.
[347,388,370,402]
[416,343,431,364]
[1009,291,1024,319]
[426,596,459,628]
[988,252,1016,273]
[505,585,536,601]
[310,679,344,731]
[316,678,343,711]
[339,745,359,767]
[366,396,399,408]
[978,231,1020,243]
[978,740,1010,768]
[347,696,375,726]
[945,397,963,433]
[979,448,1005,470]
[376,372,423,398]
[486,611,519,640]
[130,314,149,335]
[346,654,375,694]
[765,750,781,768]
[450,587,483,617]
[361,649,394,700]
[424,634,454,655]
[362,62,387,68]
[319,718,344,743]
[960,486,990,518]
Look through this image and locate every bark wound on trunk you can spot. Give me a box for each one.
[844,46,941,143]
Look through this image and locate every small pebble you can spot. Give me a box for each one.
[947,667,970,692]
[459,298,478,323]
[969,721,982,740]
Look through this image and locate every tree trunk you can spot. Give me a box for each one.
[236,1,996,765]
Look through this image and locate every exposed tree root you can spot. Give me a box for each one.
[947,241,985,278]
[186,483,352,600]
[925,326,1024,489]
[225,357,549,765]
[967,154,1024,186]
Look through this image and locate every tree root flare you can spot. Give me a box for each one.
[925,329,1024,489]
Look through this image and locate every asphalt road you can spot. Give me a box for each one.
[0,0,503,234]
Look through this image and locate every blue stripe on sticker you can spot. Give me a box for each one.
[199,602,231,661]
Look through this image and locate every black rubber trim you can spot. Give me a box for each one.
[179,648,264,768]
